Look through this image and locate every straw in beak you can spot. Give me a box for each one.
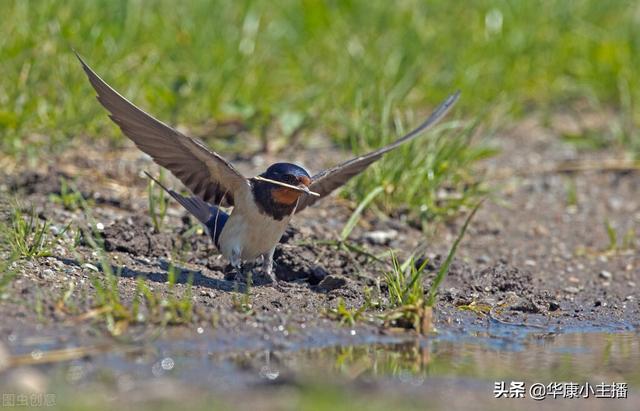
[253,175,320,197]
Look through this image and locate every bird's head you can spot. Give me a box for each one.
[257,162,312,206]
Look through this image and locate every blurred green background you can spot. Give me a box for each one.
[1,0,638,221]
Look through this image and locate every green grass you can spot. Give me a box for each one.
[1,0,638,220]
[327,202,481,332]
[48,177,86,211]
[384,253,429,309]
[63,195,197,335]
[0,203,57,259]
[81,232,197,335]
[146,169,169,233]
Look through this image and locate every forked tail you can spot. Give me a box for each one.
[144,172,228,247]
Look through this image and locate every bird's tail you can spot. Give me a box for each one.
[144,172,228,247]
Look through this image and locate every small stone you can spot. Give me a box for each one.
[476,255,491,264]
[625,295,634,301]
[524,259,537,267]
[599,270,612,280]
[628,281,636,288]
[317,275,347,292]
[568,276,580,284]
[82,263,99,272]
[564,286,580,294]
[39,269,55,280]
[548,301,560,311]
[363,229,398,246]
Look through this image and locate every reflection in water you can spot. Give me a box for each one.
[249,332,640,387]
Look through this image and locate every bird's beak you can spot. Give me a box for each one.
[298,185,316,196]
[296,176,315,196]
[253,176,320,197]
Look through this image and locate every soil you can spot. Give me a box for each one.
[0,116,638,406]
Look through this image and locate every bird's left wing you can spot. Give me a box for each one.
[295,91,460,213]
[76,52,248,207]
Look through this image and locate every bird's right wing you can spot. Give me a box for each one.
[296,91,460,213]
[77,52,248,207]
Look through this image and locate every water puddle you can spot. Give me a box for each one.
[3,325,639,394]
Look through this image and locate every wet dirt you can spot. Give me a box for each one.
[0,116,638,408]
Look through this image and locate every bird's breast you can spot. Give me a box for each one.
[218,190,291,261]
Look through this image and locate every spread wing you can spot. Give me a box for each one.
[76,52,248,207]
[296,91,460,213]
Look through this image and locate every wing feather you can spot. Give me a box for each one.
[296,91,460,213]
[77,52,247,206]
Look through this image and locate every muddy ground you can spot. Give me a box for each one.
[0,115,638,408]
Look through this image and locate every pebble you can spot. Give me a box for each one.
[564,286,580,294]
[524,259,536,267]
[628,281,636,288]
[476,255,491,264]
[363,229,398,245]
[39,269,55,280]
[317,275,347,292]
[82,263,99,272]
[599,270,612,280]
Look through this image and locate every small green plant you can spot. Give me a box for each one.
[565,177,578,208]
[78,203,195,335]
[604,219,617,251]
[384,252,428,309]
[232,271,253,314]
[426,201,481,306]
[0,257,18,295]
[2,204,57,259]
[48,177,85,211]
[147,169,169,233]
[604,219,636,253]
[382,201,482,333]
[326,297,366,326]
[622,228,636,250]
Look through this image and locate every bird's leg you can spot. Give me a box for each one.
[261,247,276,283]
[230,247,248,283]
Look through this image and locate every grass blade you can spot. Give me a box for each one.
[426,200,483,306]
[340,186,384,241]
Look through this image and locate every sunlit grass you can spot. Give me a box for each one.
[327,202,481,333]
[146,169,169,233]
[0,203,59,259]
[1,0,638,220]
[48,177,86,211]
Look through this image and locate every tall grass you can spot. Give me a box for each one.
[1,0,638,218]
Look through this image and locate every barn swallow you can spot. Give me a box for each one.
[76,53,459,283]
